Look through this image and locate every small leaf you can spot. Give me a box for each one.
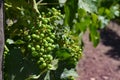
[78,0,97,13]
[61,68,78,79]
[15,40,25,44]
[6,39,14,44]
[64,0,78,27]
[91,13,98,23]
[56,49,71,60]
[50,59,58,70]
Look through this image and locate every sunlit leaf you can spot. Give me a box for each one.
[78,0,97,13]
[6,39,14,44]
[60,68,78,79]
[50,59,58,70]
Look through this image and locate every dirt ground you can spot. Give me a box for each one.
[76,21,120,80]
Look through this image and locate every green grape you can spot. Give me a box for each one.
[44,42,48,47]
[26,35,31,40]
[47,64,52,69]
[47,55,53,60]
[31,51,38,57]
[32,34,36,38]
[36,35,40,39]
[39,57,44,62]
[31,47,35,51]
[50,34,55,38]
[42,62,46,67]
[36,45,40,50]
[28,44,31,48]
[40,33,44,37]
[43,39,47,43]
[40,48,44,52]
[47,47,52,51]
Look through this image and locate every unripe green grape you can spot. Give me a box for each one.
[28,44,32,48]
[40,48,44,52]
[39,57,44,62]
[44,42,48,47]
[42,19,48,24]
[43,55,47,58]
[26,35,31,40]
[46,37,51,41]
[51,45,55,48]
[36,35,40,39]
[32,34,36,38]
[31,47,35,51]
[39,52,43,56]
[51,34,55,38]
[49,39,54,43]
[31,51,38,57]
[43,39,47,43]
[35,30,39,33]
[48,12,51,15]
[39,62,46,69]
[47,29,51,33]
[47,47,52,51]
[42,62,47,67]
[40,33,44,37]
[47,55,53,60]
[47,64,53,69]
[48,43,52,47]
[36,45,40,50]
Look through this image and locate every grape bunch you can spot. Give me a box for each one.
[22,8,65,70]
[22,8,82,79]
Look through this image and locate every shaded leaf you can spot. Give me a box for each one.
[56,49,71,60]
[64,0,78,27]
[15,40,25,44]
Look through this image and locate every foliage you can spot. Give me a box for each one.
[4,0,120,80]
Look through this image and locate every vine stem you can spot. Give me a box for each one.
[25,69,48,80]
[37,3,65,6]
[33,0,40,14]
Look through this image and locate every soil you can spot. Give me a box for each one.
[76,20,120,80]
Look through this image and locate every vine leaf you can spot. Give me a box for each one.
[6,39,14,44]
[50,59,58,70]
[60,68,78,79]
[78,0,97,13]
[64,0,78,27]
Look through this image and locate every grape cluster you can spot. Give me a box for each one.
[54,24,82,64]
[23,8,82,71]
[23,8,62,70]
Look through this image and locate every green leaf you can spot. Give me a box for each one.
[64,0,78,27]
[56,49,71,60]
[74,17,91,33]
[78,8,86,18]
[60,68,78,79]
[91,13,98,23]
[49,59,58,70]
[98,16,109,29]
[14,40,25,44]
[6,39,14,44]
[89,24,100,47]
[78,0,97,13]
